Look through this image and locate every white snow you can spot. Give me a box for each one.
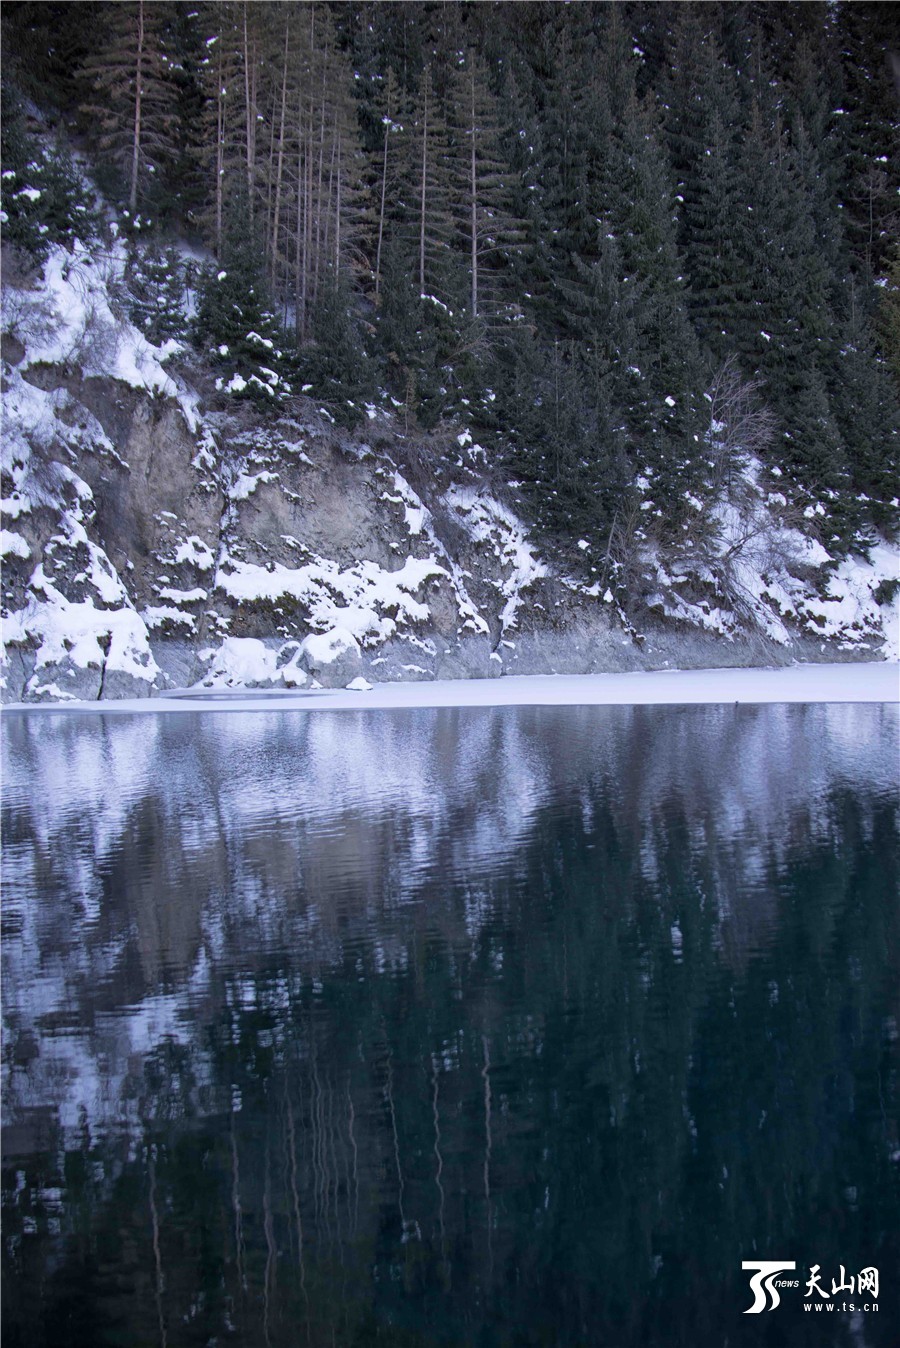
[172,536,215,571]
[638,457,899,655]
[0,405,161,688]
[157,585,208,605]
[141,605,196,630]
[217,552,444,644]
[8,242,179,397]
[384,471,427,536]
[198,637,284,688]
[444,486,546,632]
[4,582,158,684]
[229,469,277,500]
[300,626,360,664]
[0,529,30,559]
[375,473,487,635]
[5,663,896,715]
[809,543,900,658]
[196,637,308,689]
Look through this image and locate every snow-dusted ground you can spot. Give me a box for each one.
[3,661,896,714]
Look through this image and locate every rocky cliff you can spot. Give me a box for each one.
[2,241,897,702]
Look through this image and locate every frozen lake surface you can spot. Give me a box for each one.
[3,659,898,714]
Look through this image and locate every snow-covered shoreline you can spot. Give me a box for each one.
[2,662,897,715]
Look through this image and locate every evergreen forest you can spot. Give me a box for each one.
[2,0,899,570]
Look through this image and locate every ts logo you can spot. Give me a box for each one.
[742,1261,798,1313]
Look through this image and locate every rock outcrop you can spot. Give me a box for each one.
[2,243,897,702]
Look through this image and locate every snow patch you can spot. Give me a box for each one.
[300,627,360,665]
[445,486,547,632]
[230,470,277,501]
[0,530,31,559]
[217,552,445,645]
[9,242,178,397]
[172,536,216,571]
[198,637,282,688]
[5,581,158,684]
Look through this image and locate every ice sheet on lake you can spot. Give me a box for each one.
[3,661,896,713]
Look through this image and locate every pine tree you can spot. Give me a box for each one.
[510,332,629,553]
[833,0,900,281]
[662,7,749,363]
[830,290,900,534]
[369,66,405,303]
[304,267,374,419]
[522,236,638,550]
[878,243,900,392]
[78,0,179,218]
[738,101,848,494]
[402,64,457,302]
[163,2,207,228]
[682,106,748,359]
[194,188,292,404]
[524,17,597,323]
[195,0,245,253]
[282,4,368,338]
[125,244,190,344]
[0,85,100,257]
[609,94,707,494]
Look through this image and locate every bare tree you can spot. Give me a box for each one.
[704,356,777,496]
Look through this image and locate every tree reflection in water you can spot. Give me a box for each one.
[2,704,898,1345]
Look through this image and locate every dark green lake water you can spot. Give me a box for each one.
[2,703,898,1347]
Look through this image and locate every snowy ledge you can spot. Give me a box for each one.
[2,663,897,714]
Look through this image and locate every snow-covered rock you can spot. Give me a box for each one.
[298,626,362,687]
[2,235,897,702]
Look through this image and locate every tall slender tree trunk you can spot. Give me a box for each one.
[242,3,256,212]
[270,19,290,291]
[313,76,327,307]
[305,93,314,331]
[419,82,428,296]
[214,29,225,254]
[335,131,342,274]
[323,130,337,267]
[375,126,388,301]
[295,97,305,336]
[470,72,478,317]
[129,0,145,213]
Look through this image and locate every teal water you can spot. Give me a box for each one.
[2,703,898,1347]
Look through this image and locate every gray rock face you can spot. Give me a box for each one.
[25,657,102,703]
[75,382,224,612]
[1,647,35,702]
[232,447,399,572]
[2,321,894,703]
